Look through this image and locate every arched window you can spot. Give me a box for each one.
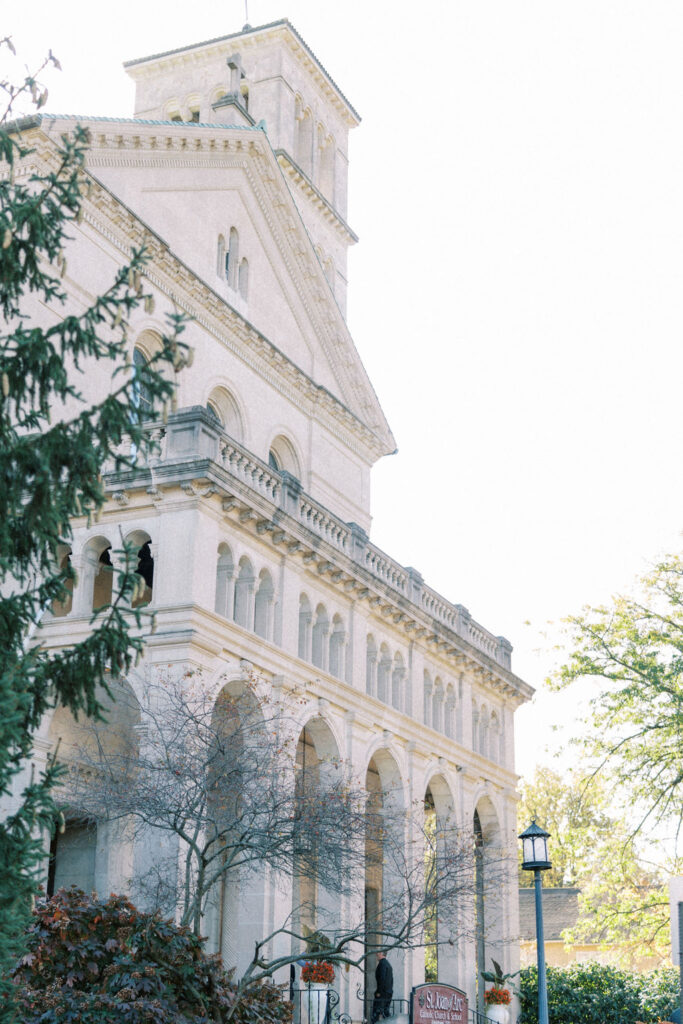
[329,614,346,679]
[479,707,489,759]
[319,132,335,200]
[311,605,329,671]
[52,544,73,617]
[268,435,300,479]
[234,556,255,629]
[423,671,433,727]
[391,652,405,711]
[254,569,274,640]
[206,402,222,425]
[217,235,226,278]
[471,700,479,750]
[490,711,501,763]
[298,594,312,661]
[215,543,235,619]
[238,258,249,300]
[132,348,152,420]
[377,644,391,704]
[206,386,244,442]
[295,106,313,176]
[366,635,377,697]
[444,684,456,739]
[227,227,239,289]
[133,540,154,608]
[93,546,114,610]
[432,678,444,733]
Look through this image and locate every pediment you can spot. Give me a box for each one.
[41,116,394,456]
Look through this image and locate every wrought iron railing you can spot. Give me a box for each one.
[356,984,409,1022]
[291,986,352,1024]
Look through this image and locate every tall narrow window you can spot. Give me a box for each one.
[238,258,249,300]
[311,605,329,671]
[298,595,312,661]
[227,227,239,289]
[217,235,226,278]
[132,348,153,421]
[215,544,234,619]
[93,546,113,611]
[133,541,154,608]
[329,615,346,679]
[52,545,73,617]
[366,636,377,696]
[254,569,274,640]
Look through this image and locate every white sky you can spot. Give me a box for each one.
[5,0,683,779]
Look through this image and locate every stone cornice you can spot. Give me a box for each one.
[274,149,358,245]
[38,116,394,456]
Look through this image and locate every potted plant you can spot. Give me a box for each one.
[301,928,335,1024]
[480,959,518,1024]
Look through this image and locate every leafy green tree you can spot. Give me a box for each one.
[518,766,614,888]
[564,838,680,967]
[519,766,679,965]
[0,43,187,1008]
[550,553,683,838]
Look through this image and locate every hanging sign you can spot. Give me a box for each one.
[410,983,468,1024]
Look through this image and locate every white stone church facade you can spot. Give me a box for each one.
[15,19,532,1020]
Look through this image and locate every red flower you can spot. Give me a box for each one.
[301,961,335,985]
[484,988,511,1005]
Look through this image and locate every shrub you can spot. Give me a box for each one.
[11,888,292,1024]
[519,962,679,1024]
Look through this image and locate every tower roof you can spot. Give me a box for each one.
[124,19,361,126]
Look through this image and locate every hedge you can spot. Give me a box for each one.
[519,962,680,1024]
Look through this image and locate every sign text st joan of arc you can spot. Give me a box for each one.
[410,983,468,1024]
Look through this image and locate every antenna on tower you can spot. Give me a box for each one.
[244,0,250,26]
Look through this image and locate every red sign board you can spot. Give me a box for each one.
[410,983,468,1024]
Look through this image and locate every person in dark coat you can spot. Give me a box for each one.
[371,952,393,1022]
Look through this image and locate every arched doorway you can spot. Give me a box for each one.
[209,680,267,975]
[423,774,457,985]
[364,750,405,1008]
[46,677,140,896]
[293,718,342,949]
[473,796,503,1013]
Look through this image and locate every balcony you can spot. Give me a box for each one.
[105,407,513,673]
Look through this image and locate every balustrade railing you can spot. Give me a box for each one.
[221,439,281,504]
[364,545,408,594]
[299,496,350,554]
[106,408,513,669]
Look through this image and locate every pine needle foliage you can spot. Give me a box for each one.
[0,43,188,1010]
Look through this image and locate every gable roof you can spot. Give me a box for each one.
[30,114,395,460]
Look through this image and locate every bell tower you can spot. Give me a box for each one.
[125,20,360,314]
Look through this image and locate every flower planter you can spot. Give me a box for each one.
[306,982,330,1024]
[485,1005,510,1024]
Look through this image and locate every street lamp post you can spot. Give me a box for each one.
[519,821,552,1024]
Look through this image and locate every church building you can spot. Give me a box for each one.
[16,18,533,1019]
